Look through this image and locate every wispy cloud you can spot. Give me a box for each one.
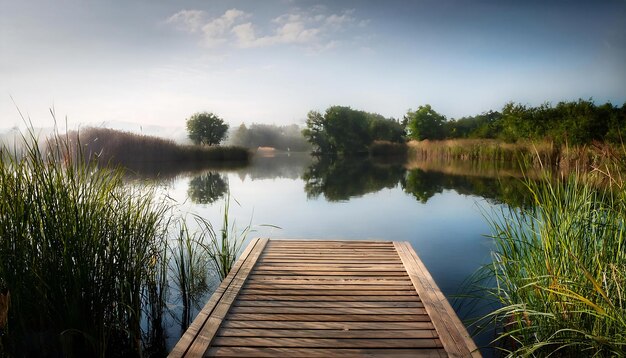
[166,9,207,33]
[165,7,363,52]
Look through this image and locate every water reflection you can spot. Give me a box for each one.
[403,168,531,207]
[302,156,406,201]
[188,172,228,204]
[301,155,531,207]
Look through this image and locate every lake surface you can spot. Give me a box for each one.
[149,152,530,355]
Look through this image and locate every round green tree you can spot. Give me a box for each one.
[405,105,447,140]
[186,112,229,146]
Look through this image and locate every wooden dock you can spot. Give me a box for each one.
[170,239,480,357]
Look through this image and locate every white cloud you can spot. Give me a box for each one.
[166,10,207,33]
[201,9,249,47]
[166,7,360,50]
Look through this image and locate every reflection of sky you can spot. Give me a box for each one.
[172,173,497,295]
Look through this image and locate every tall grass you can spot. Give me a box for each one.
[69,127,250,178]
[170,220,210,330]
[0,128,170,357]
[407,139,622,173]
[482,169,626,356]
[195,195,252,280]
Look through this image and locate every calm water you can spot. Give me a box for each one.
[150,152,530,355]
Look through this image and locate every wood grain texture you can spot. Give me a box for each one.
[170,239,481,358]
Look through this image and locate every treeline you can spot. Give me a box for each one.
[302,100,626,157]
[407,100,626,145]
[229,123,311,151]
[303,106,404,155]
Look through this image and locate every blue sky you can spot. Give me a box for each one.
[1,0,625,130]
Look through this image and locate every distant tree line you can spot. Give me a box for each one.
[302,100,626,155]
[230,123,311,151]
[405,100,626,145]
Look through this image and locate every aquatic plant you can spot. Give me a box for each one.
[0,125,169,357]
[195,195,252,281]
[482,169,626,356]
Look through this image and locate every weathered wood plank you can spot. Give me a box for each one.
[233,300,425,308]
[228,306,428,315]
[252,270,409,276]
[225,313,432,322]
[211,337,444,349]
[216,328,438,339]
[238,289,418,296]
[395,241,481,357]
[207,347,447,357]
[246,278,414,285]
[235,294,421,301]
[219,320,436,330]
[243,284,415,290]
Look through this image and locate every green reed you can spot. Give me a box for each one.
[482,170,626,356]
[0,127,169,357]
[195,194,251,281]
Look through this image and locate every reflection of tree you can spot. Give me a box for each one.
[402,169,444,203]
[302,157,406,201]
[402,168,532,207]
[187,172,228,204]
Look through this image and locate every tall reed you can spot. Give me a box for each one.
[482,170,626,356]
[195,195,251,281]
[0,127,169,357]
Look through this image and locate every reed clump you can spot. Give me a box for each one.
[69,127,250,176]
[407,139,622,173]
[483,167,626,356]
[0,129,169,357]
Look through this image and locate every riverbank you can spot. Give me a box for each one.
[70,127,250,176]
[406,139,623,173]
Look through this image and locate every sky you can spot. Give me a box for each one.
[1,0,625,131]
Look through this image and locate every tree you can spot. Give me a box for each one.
[303,106,405,155]
[186,112,228,146]
[405,105,447,140]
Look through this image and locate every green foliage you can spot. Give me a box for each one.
[421,100,626,145]
[481,173,626,356]
[302,106,404,155]
[186,112,229,146]
[0,128,168,356]
[405,105,447,140]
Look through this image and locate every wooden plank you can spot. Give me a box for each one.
[252,270,409,276]
[179,238,268,357]
[216,328,438,339]
[243,284,415,290]
[238,289,418,296]
[395,241,481,357]
[228,306,428,315]
[233,300,425,308]
[219,320,435,330]
[246,278,413,285]
[225,313,432,322]
[248,274,412,280]
[207,347,447,357]
[236,294,420,301]
[168,238,261,357]
[211,337,443,349]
